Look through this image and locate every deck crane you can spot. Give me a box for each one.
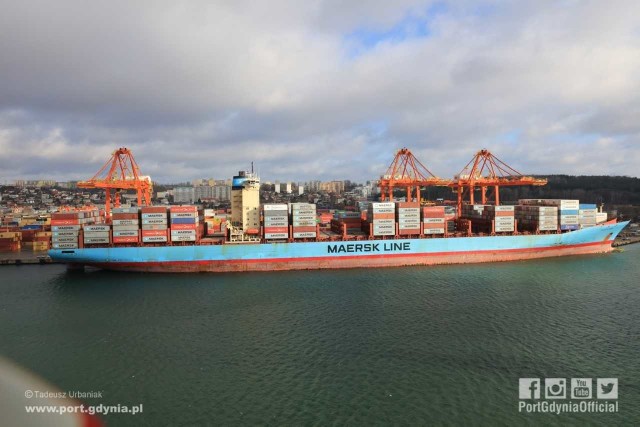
[378,148,452,202]
[452,149,547,212]
[77,147,152,217]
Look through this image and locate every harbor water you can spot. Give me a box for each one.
[1,245,639,425]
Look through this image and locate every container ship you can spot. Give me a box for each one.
[47,169,628,273]
[44,148,629,273]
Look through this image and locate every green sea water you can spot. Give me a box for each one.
[1,246,639,426]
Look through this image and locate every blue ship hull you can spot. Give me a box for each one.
[47,222,628,273]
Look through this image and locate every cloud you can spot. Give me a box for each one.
[1,0,639,183]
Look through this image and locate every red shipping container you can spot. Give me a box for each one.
[111,213,139,220]
[51,213,81,220]
[494,211,515,217]
[51,219,80,226]
[141,230,167,237]
[369,213,395,220]
[170,224,197,230]
[264,226,288,233]
[141,206,168,213]
[423,222,447,229]
[170,206,198,213]
[291,226,316,232]
[399,229,420,235]
[113,236,140,243]
[397,202,420,208]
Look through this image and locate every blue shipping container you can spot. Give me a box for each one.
[22,225,43,230]
[579,204,597,209]
[170,217,197,224]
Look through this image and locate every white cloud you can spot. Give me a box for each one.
[1,0,639,182]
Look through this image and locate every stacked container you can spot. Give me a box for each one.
[203,209,227,237]
[596,212,608,224]
[112,207,140,244]
[460,204,486,220]
[368,202,396,236]
[519,199,580,231]
[578,204,597,229]
[291,203,317,239]
[484,205,515,233]
[83,224,111,245]
[51,211,86,248]
[263,204,289,240]
[141,206,169,243]
[396,202,420,235]
[333,211,362,234]
[515,205,558,231]
[422,206,446,235]
[170,206,199,242]
[0,231,21,251]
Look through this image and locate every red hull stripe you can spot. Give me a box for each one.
[84,240,614,271]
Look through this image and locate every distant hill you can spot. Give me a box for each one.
[419,175,640,205]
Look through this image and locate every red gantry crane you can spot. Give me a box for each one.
[378,148,452,202]
[452,149,547,212]
[77,147,152,217]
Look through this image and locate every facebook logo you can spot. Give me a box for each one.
[519,378,541,399]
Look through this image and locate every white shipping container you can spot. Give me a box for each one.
[292,220,315,227]
[52,236,78,243]
[397,212,420,219]
[424,228,445,234]
[495,225,514,232]
[371,202,395,209]
[83,231,110,238]
[373,224,395,232]
[142,225,168,230]
[52,243,78,249]
[486,205,515,211]
[112,219,139,226]
[83,237,110,244]
[424,218,445,224]
[596,213,608,223]
[52,231,79,237]
[112,225,140,231]
[142,236,168,243]
[52,225,81,231]
[372,219,395,225]
[171,235,197,242]
[538,224,558,231]
[142,219,168,225]
[398,218,420,225]
[372,229,395,236]
[293,232,317,238]
[263,204,289,211]
[83,225,110,232]
[398,224,421,230]
[113,230,139,237]
[263,216,288,222]
[204,209,216,217]
[264,221,288,227]
[291,214,316,221]
[141,213,166,219]
[264,220,288,227]
[370,207,395,214]
[265,233,288,239]
[171,230,197,236]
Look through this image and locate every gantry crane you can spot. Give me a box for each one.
[378,148,452,202]
[452,149,547,212]
[77,147,152,217]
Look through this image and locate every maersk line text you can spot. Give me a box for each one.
[327,242,411,254]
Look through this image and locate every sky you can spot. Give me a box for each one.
[1,0,639,183]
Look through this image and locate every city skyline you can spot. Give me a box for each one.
[1,1,639,182]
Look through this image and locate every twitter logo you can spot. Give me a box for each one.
[597,378,618,399]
